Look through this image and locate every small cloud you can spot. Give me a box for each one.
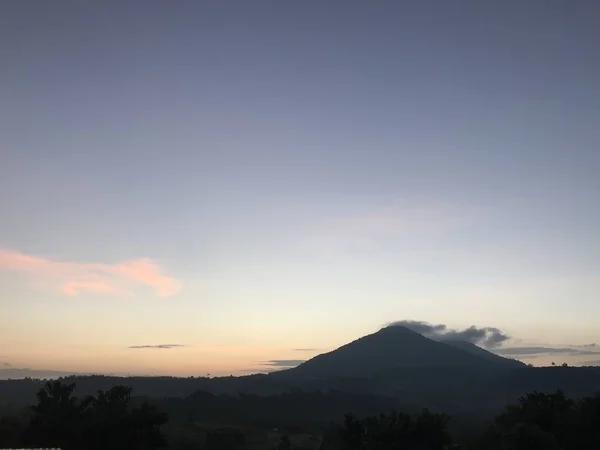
[128,344,186,349]
[258,360,305,368]
[243,360,307,374]
[494,347,600,357]
[292,348,321,352]
[0,249,181,297]
[386,320,509,348]
[571,343,597,348]
[2,362,11,367]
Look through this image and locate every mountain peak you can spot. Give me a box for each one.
[276,325,521,379]
[377,325,422,335]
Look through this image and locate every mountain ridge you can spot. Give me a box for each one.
[441,339,526,369]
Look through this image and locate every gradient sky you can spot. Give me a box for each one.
[1,1,599,378]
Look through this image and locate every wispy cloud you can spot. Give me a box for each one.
[239,368,279,374]
[1,362,11,368]
[386,320,510,348]
[0,249,181,297]
[571,343,597,348]
[242,359,307,374]
[494,347,600,357]
[128,344,186,349]
[259,360,305,368]
[292,348,322,352]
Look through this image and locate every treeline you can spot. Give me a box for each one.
[477,390,600,450]
[1,381,600,449]
[329,390,600,450]
[0,374,282,405]
[0,381,168,450]
[3,367,600,413]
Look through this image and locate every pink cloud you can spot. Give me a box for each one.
[0,250,181,297]
[62,281,132,296]
[108,259,181,297]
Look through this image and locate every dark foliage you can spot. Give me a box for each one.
[4,366,600,417]
[12,380,169,450]
[2,380,600,449]
[156,389,408,430]
[478,390,600,450]
[335,410,451,450]
[206,427,246,450]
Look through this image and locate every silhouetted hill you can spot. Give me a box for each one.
[273,326,517,379]
[442,340,526,369]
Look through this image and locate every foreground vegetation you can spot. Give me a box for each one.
[1,381,600,449]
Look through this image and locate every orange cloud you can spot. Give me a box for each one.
[0,249,181,297]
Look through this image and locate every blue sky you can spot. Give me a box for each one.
[1,1,599,377]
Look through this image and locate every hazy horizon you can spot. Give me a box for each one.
[2,1,599,377]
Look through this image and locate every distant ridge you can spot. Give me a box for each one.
[274,325,522,379]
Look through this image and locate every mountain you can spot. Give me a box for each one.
[2,325,600,415]
[274,326,520,379]
[442,340,526,369]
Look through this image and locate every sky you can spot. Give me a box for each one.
[1,1,599,378]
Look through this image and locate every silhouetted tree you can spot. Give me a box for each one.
[22,381,168,450]
[495,390,573,447]
[571,393,600,449]
[22,381,83,449]
[337,409,451,450]
[479,390,600,450]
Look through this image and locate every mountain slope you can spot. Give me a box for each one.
[442,340,526,369]
[275,326,516,379]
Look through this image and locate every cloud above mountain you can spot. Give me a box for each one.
[0,249,181,297]
[386,320,510,348]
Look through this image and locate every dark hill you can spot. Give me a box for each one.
[274,326,518,379]
[442,340,526,369]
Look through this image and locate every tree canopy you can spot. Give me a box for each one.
[20,380,168,450]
